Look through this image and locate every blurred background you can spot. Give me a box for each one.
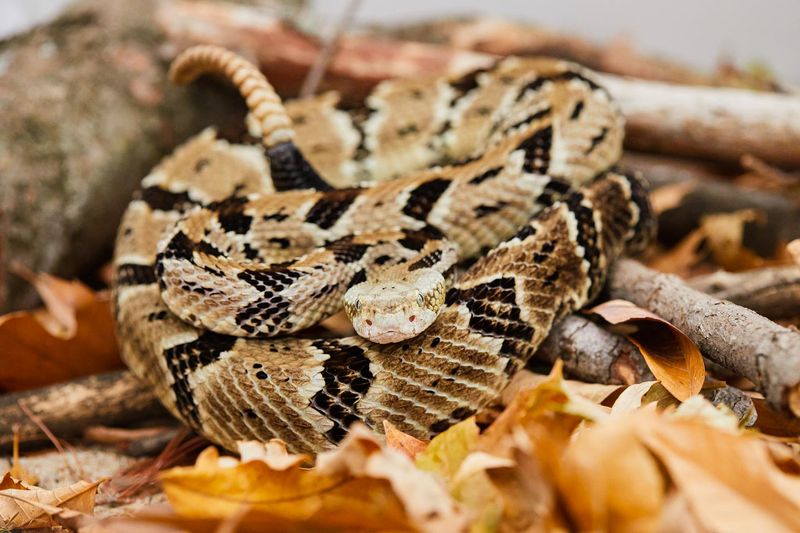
[3,0,799,83]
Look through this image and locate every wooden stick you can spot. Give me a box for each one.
[687,266,800,320]
[535,315,654,385]
[621,152,800,251]
[600,75,800,167]
[608,259,800,417]
[158,0,800,167]
[0,371,167,450]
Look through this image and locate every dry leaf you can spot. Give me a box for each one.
[415,418,479,481]
[383,421,428,459]
[588,300,705,400]
[160,425,464,532]
[611,381,681,415]
[650,181,696,214]
[0,478,104,529]
[639,419,800,532]
[501,369,622,407]
[0,473,27,491]
[558,413,666,532]
[10,264,96,338]
[0,274,121,392]
[788,239,800,265]
[700,209,767,271]
[646,229,707,276]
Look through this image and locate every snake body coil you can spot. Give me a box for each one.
[113,46,654,452]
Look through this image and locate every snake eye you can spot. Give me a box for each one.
[355,299,361,310]
[416,294,424,306]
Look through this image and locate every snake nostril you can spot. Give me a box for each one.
[408,315,416,322]
[366,319,373,326]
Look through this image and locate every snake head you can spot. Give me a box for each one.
[343,269,447,344]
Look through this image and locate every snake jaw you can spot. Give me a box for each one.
[344,270,447,344]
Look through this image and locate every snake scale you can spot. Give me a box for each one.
[112,46,655,453]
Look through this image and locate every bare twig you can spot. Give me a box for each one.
[535,315,654,385]
[608,259,800,417]
[0,371,167,451]
[299,0,362,98]
[620,152,800,252]
[687,266,800,320]
[160,0,800,166]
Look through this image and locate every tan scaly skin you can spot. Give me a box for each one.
[112,45,655,453]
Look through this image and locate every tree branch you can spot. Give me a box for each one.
[608,259,800,417]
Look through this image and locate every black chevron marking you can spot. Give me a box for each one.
[163,332,237,427]
[305,188,361,229]
[516,124,552,174]
[116,263,156,286]
[468,166,503,185]
[210,196,253,235]
[266,141,333,191]
[567,191,601,291]
[138,187,196,212]
[402,178,451,221]
[408,249,444,271]
[570,100,585,120]
[310,340,373,443]
[586,127,609,154]
[516,70,603,102]
[445,277,535,343]
[507,106,551,131]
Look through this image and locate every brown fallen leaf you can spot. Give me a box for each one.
[639,418,800,532]
[383,420,428,459]
[588,300,705,400]
[10,263,97,338]
[415,417,479,481]
[788,239,800,265]
[160,425,465,532]
[649,181,696,214]
[558,413,666,532]
[0,272,121,392]
[0,473,27,491]
[700,209,767,271]
[0,478,104,529]
[645,229,707,276]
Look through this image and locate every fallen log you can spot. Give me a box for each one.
[600,75,800,167]
[687,266,800,320]
[608,259,800,417]
[0,0,304,313]
[159,0,800,167]
[0,371,167,451]
[534,315,654,385]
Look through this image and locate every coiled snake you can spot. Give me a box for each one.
[112,45,655,453]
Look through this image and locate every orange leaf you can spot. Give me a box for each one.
[588,300,704,400]
[0,273,122,392]
[383,421,428,459]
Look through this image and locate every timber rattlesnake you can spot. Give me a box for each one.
[112,46,655,452]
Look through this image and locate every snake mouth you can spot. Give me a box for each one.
[361,328,417,344]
